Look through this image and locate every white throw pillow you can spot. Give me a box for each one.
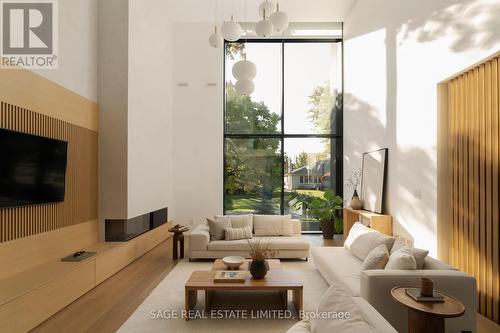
[311,284,378,333]
[385,247,417,270]
[253,214,293,236]
[206,217,231,240]
[215,214,253,231]
[224,226,252,240]
[362,244,389,270]
[344,222,395,260]
[390,239,429,269]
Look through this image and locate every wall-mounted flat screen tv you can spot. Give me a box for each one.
[0,128,68,208]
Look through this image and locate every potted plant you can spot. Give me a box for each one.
[247,239,276,279]
[307,190,343,239]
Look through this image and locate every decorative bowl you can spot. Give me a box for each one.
[222,256,245,270]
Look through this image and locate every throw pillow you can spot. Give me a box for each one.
[253,214,293,236]
[390,239,428,269]
[311,284,378,333]
[215,214,253,231]
[224,226,252,240]
[206,217,231,240]
[344,222,396,260]
[362,244,389,270]
[412,248,429,269]
[385,247,417,270]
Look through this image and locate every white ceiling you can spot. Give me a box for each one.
[167,0,358,23]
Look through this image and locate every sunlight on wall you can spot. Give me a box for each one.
[344,0,500,258]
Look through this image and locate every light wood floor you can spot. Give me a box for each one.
[31,234,499,333]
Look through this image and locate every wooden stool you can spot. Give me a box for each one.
[169,224,189,260]
[391,286,465,333]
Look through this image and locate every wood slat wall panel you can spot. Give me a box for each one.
[0,102,98,243]
[448,56,500,324]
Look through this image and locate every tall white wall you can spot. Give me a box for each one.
[171,23,223,225]
[343,0,500,257]
[35,0,98,102]
[128,0,173,217]
[98,0,173,238]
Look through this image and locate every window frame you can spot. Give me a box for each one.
[223,38,344,216]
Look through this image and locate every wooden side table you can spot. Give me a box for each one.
[391,286,465,333]
[168,224,189,260]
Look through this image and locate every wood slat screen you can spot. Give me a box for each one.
[0,102,98,243]
[448,56,500,323]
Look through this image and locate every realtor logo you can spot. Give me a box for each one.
[1,0,58,69]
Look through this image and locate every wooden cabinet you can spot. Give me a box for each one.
[343,207,392,239]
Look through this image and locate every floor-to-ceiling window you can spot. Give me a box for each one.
[224,39,342,232]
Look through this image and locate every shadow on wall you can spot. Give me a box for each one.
[399,0,500,52]
[344,93,436,246]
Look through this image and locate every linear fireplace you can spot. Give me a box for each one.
[105,207,168,241]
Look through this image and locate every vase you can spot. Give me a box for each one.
[350,190,363,210]
[249,259,269,279]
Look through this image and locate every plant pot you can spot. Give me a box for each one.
[249,259,269,279]
[320,220,334,239]
[350,190,363,210]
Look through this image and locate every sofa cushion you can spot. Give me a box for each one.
[286,320,311,333]
[207,236,309,251]
[224,226,252,240]
[344,222,395,260]
[254,214,293,236]
[215,214,253,231]
[385,247,417,270]
[390,239,429,269]
[312,247,362,296]
[362,244,389,270]
[206,217,231,240]
[311,284,378,333]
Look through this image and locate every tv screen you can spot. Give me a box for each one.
[0,128,68,208]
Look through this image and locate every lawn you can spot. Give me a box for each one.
[224,189,326,215]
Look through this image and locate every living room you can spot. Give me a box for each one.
[0,0,499,332]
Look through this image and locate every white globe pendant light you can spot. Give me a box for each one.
[221,17,242,42]
[258,0,276,18]
[235,78,255,95]
[208,25,222,48]
[255,9,274,37]
[269,3,288,33]
[232,59,256,80]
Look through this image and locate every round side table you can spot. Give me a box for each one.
[391,286,465,333]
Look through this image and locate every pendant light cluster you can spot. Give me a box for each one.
[208,0,289,95]
[209,0,290,46]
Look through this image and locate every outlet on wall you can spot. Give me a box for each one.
[413,190,422,200]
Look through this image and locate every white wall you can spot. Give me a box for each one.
[98,0,173,239]
[35,0,98,102]
[343,0,500,257]
[171,23,224,226]
[128,0,173,218]
[98,0,129,223]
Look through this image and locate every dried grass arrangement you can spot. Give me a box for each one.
[247,238,276,261]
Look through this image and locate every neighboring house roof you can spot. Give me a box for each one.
[290,160,331,177]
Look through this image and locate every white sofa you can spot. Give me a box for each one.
[186,216,310,259]
[287,284,398,333]
[312,243,477,333]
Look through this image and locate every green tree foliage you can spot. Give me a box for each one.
[225,87,281,202]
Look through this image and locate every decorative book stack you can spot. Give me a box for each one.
[214,271,246,283]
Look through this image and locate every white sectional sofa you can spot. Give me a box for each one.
[186,215,310,259]
[311,227,477,333]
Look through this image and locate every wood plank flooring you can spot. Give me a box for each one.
[30,234,499,333]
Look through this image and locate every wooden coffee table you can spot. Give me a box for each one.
[185,259,303,321]
[391,286,465,333]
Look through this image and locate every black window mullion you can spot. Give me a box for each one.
[223,38,343,217]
